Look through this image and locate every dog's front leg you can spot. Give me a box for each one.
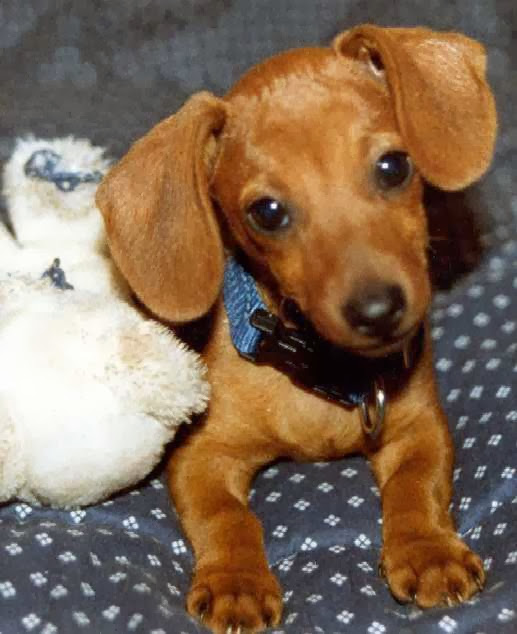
[168,436,282,633]
[370,397,484,608]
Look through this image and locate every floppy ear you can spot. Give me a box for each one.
[96,92,227,322]
[333,25,497,191]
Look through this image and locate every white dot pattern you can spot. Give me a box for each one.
[0,241,514,632]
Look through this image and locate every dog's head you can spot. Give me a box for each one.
[96,25,496,356]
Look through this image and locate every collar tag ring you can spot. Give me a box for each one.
[360,378,386,440]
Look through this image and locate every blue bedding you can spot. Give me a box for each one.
[1,239,515,633]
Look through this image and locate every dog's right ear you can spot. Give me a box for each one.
[96,92,227,322]
[333,25,497,191]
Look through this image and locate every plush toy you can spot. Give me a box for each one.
[0,137,209,508]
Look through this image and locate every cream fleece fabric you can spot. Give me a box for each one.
[0,137,209,507]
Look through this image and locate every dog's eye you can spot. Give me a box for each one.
[246,197,290,233]
[375,151,413,190]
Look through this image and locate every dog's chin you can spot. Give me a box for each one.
[294,307,423,360]
[323,326,421,359]
[344,337,409,359]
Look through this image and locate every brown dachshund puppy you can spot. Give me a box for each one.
[96,25,497,634]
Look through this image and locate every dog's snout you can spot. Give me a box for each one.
[343,281,406,338]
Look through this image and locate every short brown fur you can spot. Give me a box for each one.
[96,25,496,633]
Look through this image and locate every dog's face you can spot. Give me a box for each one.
[212,49,430,355]
[96,26,496,348]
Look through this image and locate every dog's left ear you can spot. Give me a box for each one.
[333,25,497,191]
[96,92,227,323]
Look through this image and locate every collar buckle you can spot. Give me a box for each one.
[249,308,316,371]
[249,308,368,409]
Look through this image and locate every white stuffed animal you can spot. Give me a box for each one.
[0,137,209,508]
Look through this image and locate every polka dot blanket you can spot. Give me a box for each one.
[0,236,515,632]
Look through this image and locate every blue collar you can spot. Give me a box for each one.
[222,256,424,438]
[223,256,266,360]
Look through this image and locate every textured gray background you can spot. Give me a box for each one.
[0,0,515,246]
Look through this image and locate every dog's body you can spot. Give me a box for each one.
[97,25,496,633]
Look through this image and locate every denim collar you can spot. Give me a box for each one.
[223,256,266,360]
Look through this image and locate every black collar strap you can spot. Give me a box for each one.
[223,256,424,440]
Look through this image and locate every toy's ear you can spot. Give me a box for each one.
[333,25,497,191]
[96,92,227,322]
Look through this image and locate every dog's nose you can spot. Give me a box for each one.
[343,282,406,338]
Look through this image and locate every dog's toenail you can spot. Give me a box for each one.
[454,591,464,603]
[473,572,484,591]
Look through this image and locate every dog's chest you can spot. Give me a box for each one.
[209,350,366,461]
[206,304,367,460]
[262,367,366,460]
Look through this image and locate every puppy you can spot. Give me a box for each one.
[96,25,497,633]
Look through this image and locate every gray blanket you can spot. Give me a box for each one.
[1,238,515,633]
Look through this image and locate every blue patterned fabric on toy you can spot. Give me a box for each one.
[24,149,103,192]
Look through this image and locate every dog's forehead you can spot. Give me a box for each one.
[226,46,389,114]
[222,48,396,187]
[228,47,370,96]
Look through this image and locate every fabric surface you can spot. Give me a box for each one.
[0,1,516,633]
[0,238,515,633]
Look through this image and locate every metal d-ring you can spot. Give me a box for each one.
[360,378,386,440]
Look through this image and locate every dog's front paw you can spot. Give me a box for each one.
[381,532,485,608]
[187,566,283,633]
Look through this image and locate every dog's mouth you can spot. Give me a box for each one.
[281,299,421,361]
[342,326,421,359]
